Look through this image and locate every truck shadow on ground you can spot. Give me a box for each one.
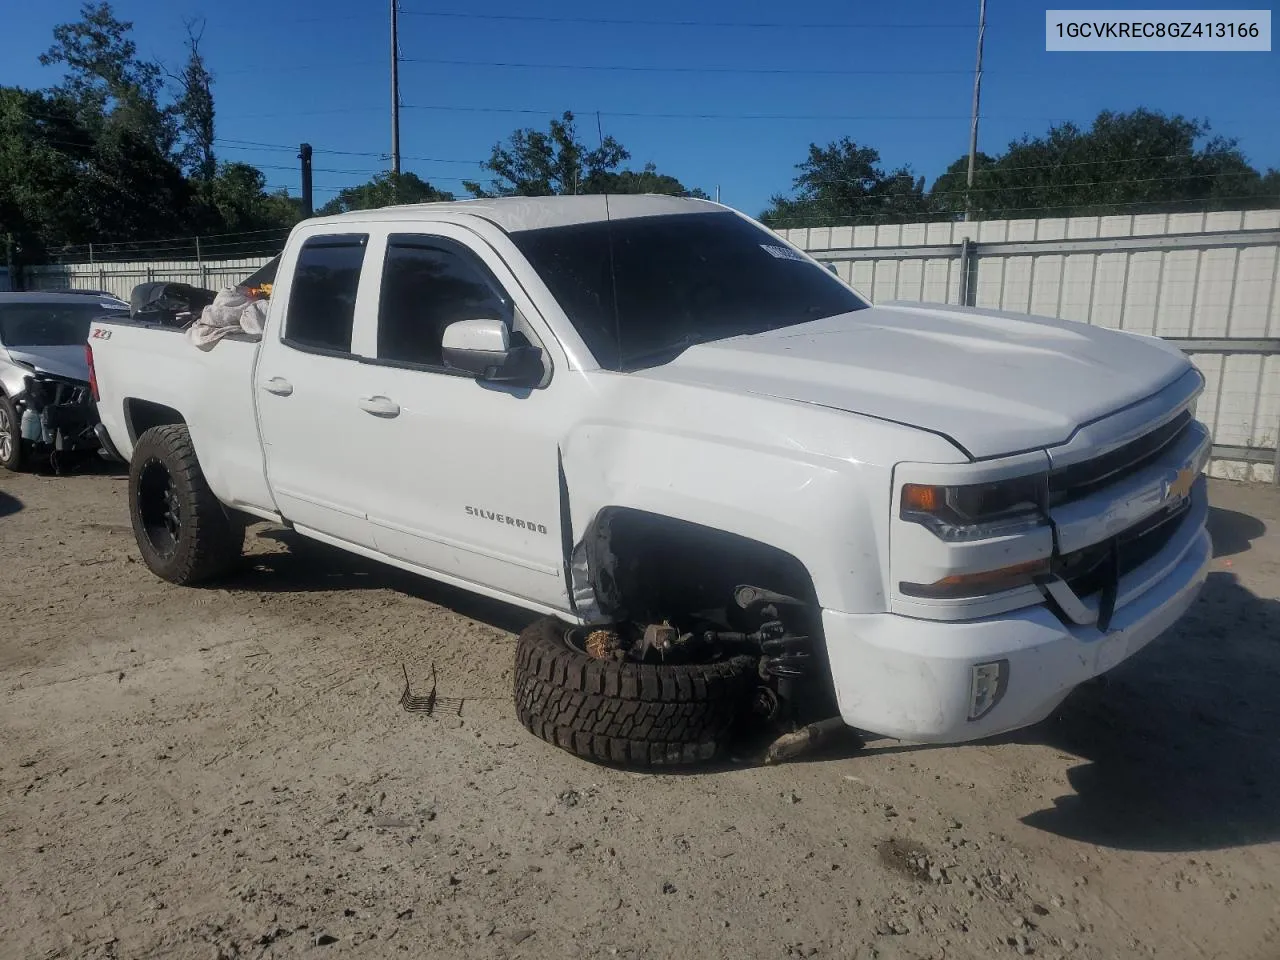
[855,570,1280,852]
[231,526,540,636]
[1206,504,1267,558]
[0,488,22,518]
[222,512,1277,850]
[21,454,127,479]
[1010,570,1280,853]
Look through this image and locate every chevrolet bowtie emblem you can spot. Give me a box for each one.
[1166,464,1197,502]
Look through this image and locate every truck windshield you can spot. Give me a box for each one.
[0,302,126,347]
[509,211,868,371]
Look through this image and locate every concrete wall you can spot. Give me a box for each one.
[779,209,1280,483]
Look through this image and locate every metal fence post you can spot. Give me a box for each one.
[958,237,975,306]
[1273,413,1280,486]
[197,237,209,288]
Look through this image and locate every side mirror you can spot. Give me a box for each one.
[441,318,541,384]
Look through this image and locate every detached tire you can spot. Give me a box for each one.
[128,424,242,584]
[514,617,756,767]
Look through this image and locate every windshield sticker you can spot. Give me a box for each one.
[759,243,809,263]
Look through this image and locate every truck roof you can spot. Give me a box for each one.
[310,194,725,233]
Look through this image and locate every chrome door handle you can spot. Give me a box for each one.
[262,377,293,396]
[357,395,400,417]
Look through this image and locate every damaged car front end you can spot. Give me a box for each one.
[0,292,129,471]
[14,370,101,460]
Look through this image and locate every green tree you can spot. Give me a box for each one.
[464,111,703,198]
[39,1,172,153]
[0,88,91,260]
[31,2,192,247]
[1,3,301,263]
[465,111,627,197]
[170,20,215,181]
[760,138,934,227]
[316,171,455,215]
[585,162,710,198]
[201,162,300,232]
[930,109,1278,218]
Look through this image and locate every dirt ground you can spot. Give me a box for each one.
[1,466,1277,960]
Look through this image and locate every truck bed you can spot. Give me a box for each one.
[90,319,277,517]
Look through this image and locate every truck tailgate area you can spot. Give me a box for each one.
[89,322,274,515]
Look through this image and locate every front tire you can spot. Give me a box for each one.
[128,424,242,584]
[0,395,27,472]
[514,617,757,767]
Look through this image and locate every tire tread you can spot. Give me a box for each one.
[128,424,241,585]
[513,617,754,768]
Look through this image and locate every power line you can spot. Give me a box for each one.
[973,153,1206,174]
[398,9,974,29]
[398,56,974,76]
[214,59,384,76]
[399,103,987,121]
[214,137,484,165]
[266,184,345,193]
[224,101,1060,122]
[71,226,291,251]
[253,161,478,183]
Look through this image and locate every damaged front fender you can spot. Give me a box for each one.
[557,396,955,619]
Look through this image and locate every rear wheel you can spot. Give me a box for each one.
[128,424,242,584]
[514,617,757,767]
[0,395,27,472]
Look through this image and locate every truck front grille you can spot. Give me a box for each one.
[1055,496,1193,600]
[1049,410,1193,506]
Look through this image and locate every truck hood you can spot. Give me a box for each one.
[4,346,91,383]
[638,303,1191,459]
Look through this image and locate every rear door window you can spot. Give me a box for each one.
[284,235,368,354]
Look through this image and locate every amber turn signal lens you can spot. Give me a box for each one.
[931,558,1049,589]
[902,483,942,513]
[900,558,1050,600]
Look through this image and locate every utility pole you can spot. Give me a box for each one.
[4,233,17,292]
[964,0,986,222]
[390,0,401,179]
[299,143,314,218]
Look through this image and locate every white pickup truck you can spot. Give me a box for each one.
[90,195,1212,766]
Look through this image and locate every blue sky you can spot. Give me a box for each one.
[2,1,1277,216]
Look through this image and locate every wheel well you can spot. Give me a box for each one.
[582,507,818,622]
[125,399,185,443]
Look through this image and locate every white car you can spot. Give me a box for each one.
[0,291,128,470]
[87,196,1211,766]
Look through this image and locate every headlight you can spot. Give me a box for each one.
[901,475,1048,541]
